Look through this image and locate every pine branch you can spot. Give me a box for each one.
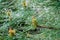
[18,25,60,33]
[24,25,60,34]
[37,25,60,30]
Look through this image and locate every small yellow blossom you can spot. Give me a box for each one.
[22,0,27,7]
[6,9,12,21]
[9,28,16,37]
[6,10,11,16]
[32,16,38,28]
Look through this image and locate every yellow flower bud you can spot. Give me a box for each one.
[6,9,12,21]
[9,28,16,37]
[22,0,27,7]
[6,10,11,16]
[32,16,37,28]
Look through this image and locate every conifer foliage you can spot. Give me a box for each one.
[0,0,60,40]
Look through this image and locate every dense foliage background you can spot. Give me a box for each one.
[0,0,60,40]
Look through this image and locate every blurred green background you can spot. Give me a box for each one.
[0,0,60,40]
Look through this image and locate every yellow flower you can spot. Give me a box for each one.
[9,28,16,37]
[32,16,38,28]
[6,9,12,21]
[6,10,11,16]
[22,0,27,7]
